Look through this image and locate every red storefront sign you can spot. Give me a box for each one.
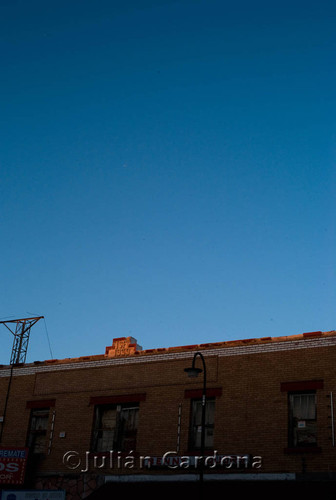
[0,447,29,485]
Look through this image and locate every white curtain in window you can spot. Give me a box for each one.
[292,394,316,419]
[101,409,117,429]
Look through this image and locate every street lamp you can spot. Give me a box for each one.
[184,352,207,498]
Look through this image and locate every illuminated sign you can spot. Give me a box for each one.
[0,448,28,485]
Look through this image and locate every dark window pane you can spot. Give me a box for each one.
[289,393,317,447]
[27,408,50,454]
[190,399,215,450]
[92,403,139,452]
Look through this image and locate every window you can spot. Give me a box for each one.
[92,403,139,452]
[288,392,317,447]
[189,398,215,450]
[27,407,50,454]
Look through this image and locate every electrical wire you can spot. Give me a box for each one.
[43,317,54,360]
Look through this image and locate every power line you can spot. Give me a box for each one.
[43,317,54,360]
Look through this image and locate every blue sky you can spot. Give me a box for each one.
[1,0,335,364]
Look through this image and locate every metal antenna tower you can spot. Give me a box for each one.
[0,316,44,364]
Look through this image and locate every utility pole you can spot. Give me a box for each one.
[0,316,44,364]
[0,316,44,443]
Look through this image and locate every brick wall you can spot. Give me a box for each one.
[0,332,336,494]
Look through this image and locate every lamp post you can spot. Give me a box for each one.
[184,352,207,498]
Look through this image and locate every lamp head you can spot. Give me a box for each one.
[184,367,202,378]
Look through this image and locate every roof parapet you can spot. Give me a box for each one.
[1,330,335,369]
[105,337,142,358]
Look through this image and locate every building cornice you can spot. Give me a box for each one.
[0,330,335,378]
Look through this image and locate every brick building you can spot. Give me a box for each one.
[1,330,336,498]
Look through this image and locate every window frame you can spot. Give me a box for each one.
[288,391,318,449]
[91,402,139,452]
[281,380,323,453]
[26,407,50,455]
[188,397,216,451]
